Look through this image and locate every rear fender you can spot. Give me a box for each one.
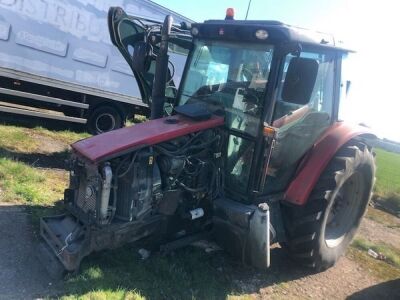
[283,122,376,206]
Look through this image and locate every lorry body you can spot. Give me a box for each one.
[39,7,376,275]
[0,0,191,133]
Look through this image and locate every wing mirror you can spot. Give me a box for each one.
[281,57,319,105]
[131,41,152,73]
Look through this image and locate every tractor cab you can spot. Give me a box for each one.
[108,7,351,203]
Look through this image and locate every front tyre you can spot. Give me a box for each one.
[282,140,375,271]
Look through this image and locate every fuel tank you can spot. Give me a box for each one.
[72,114,224,163]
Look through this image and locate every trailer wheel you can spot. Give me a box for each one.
[88,106,123,135]
[282,141,375,271]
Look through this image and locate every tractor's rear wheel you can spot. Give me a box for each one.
[282,140,375,271]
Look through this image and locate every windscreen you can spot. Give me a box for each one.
[178,40,274,136]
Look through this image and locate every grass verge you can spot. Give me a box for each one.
[366,208,400,229]
[61,247,237,299]
[347,246,400,281]
[373,148,400,214]
[0,158,67,205]
[352,237,400,269]
[0,124,89,153]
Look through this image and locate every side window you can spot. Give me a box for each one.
[272,51,335,126]
[338,53,354,121]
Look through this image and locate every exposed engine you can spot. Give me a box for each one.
[65,129,222,229]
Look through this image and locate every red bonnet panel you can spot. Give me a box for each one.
[72,115,224,163]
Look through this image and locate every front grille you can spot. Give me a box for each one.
[76,175,99,216]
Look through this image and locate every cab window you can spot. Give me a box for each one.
[265,50,336,194]
[273,51,335,124]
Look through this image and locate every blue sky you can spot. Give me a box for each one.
[153,0,399,141]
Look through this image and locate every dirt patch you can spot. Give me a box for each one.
[359,212,400,249]
[29,132,69,154]
[258,257,377,299]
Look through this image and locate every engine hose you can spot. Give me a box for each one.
[156,131,202,154]
[117,151,138,178]
[155,134,219,156]
[177,180,207,193]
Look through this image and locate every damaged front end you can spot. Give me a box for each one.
[40,115,226,272]
[39,113,279,274]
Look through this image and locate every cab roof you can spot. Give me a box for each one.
[191,20,353,52]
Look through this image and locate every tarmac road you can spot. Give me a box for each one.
[0,203,63,299]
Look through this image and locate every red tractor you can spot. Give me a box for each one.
[39,7,376,275]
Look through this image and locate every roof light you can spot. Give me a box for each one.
[225,8,234,20]
[191,27,199,36]
[255,29,268,40]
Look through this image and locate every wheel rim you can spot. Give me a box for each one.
[95,113,116,133]
[325,171,365,248]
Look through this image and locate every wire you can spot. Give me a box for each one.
[117,151,139,178]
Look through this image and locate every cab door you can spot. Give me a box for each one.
[108,7,192,107]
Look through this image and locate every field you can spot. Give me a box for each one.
[373,148,400,214]
[0,121,399,299]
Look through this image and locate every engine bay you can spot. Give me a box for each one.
[40,128,228,271]
[40,112,274,273]
[67,128,222,225]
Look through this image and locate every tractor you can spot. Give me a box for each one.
[39,7,376,275]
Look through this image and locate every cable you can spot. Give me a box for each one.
[117,151,138,178]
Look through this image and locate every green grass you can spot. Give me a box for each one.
[0,125,38,152]
[0,124,89,154]
[347,246,400,281]
[0,123,83,207]
[33,126,90,145]
[61,247,238,299]
[374,148,400,213]
[352,237,400,268]
[0,157,67,204]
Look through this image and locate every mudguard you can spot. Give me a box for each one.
[283,122,376,206]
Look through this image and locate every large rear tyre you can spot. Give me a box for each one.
[88,106,123,135]
[282,140,375,271]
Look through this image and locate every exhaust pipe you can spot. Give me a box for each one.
[151,15,173,119]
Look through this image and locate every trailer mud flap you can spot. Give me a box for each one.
[213,198,270,269]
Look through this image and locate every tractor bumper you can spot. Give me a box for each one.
[40,214,88,273]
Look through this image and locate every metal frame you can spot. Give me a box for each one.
[0,68,145,107]
[0,105,87,124]
[0,87,89,109]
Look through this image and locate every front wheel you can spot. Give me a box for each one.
[87,106,123,135]
[282,140,375,271]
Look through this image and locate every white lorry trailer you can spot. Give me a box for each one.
[0,0,191,133]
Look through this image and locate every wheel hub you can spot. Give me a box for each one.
[95,113,116,133]
[325,171,364,248]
